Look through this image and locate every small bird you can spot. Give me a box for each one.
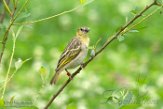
[50,27,90,85]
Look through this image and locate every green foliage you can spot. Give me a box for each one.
[0,99,5,109]
[120,104,140,109]
[15,58,23,70]
[80,0,86,4]
[118,35,125,42]
[39,66,49,86]
[129,30,139,33]
[0,0,163,109]
[66,103,77,109]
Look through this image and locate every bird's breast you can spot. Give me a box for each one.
[66,44,88,69]
[80,36,90,47]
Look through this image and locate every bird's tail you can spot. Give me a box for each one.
[50,71,60,85]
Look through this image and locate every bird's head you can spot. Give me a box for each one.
[77,27,90,36]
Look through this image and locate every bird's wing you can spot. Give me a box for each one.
[56,37,81,72]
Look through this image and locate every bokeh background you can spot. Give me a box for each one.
[0,0,163,109]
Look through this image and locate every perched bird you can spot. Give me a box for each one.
[50,27,90,85]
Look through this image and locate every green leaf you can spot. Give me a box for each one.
[39,66,48,85]
[15,58,23,70]
[9,96,15,104]
[39,66,47,76]
[129,30,139,33]
[80,0,86,4]
[130,7,139,15]
[118,35,125,42]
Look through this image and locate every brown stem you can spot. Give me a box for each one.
[0,21,14,64]
[0,0,10,24]
[0,0,16,65]
[44,1,160,108]
[0,11,5,23]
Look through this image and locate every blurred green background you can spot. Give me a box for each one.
[0,0,163,109]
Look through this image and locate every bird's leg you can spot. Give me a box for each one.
[65,69,72,80]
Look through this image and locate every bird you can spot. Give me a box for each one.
[50,27,90,85]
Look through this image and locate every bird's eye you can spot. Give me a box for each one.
[80,28,83,31]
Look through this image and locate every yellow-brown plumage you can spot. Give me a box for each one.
[50,27,90,85]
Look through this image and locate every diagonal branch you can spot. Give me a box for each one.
[44,0,162,108]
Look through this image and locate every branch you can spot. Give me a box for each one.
[44,1,162,108]
[2,0,12,16]
[0,0,10,24]
[14,0,94,25]
[122,6,162,35]
[0,0,91,64]
[0,0,29,65]
[0,20,14,65]
[1,28,18,99]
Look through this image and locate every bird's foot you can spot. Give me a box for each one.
[65,69,72,80]
[67,72,72,80]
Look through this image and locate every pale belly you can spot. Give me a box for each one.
[66,46,88,69]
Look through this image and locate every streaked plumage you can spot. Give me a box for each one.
[50,27,90,85]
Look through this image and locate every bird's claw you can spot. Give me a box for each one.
[66,69,73,80]
[67,72,72,80]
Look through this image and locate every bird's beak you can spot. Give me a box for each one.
[85,28,90,33]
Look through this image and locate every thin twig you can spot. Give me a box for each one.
[44,1,161,108]
[7,58,32,83]
[0,21,14,65]
[0,0,30,98]
[122,5,163,35]
[14,0,94,25]
[0,0,15,64]
[1,30,18,99]
[0,58,31,85]
[2,0,12,16]
[0,0,10,26]
[13,0,30,20]
[0,0,29,65]
[0,10,6,23]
